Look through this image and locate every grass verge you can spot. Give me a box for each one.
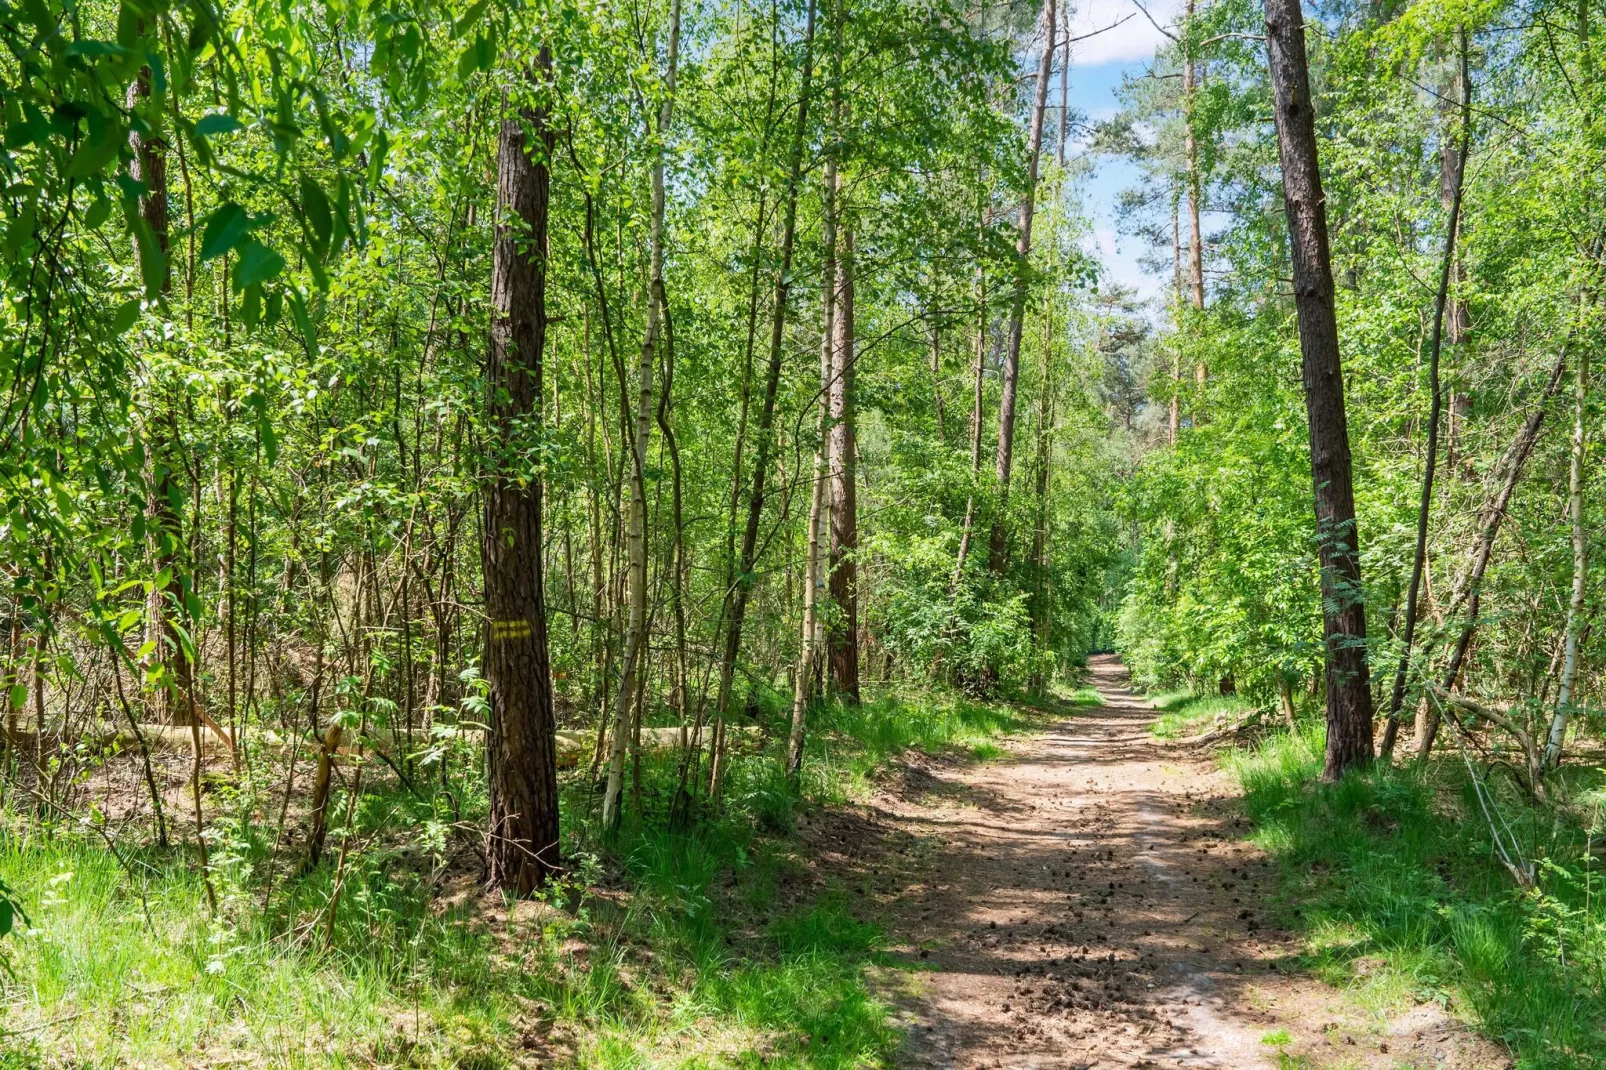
[1146,689,1255,739]
[1229,724,1606,1069]
[0,685,1039,1068]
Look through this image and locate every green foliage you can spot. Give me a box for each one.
[0,684,1024,1065]
[1232,729,1606,1067]
[1146,689,1256,739]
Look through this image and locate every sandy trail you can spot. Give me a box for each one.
[807,655,1505,1069]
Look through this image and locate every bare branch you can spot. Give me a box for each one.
[1131,0,1179,41]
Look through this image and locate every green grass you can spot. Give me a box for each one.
[1063,685,1104,708]
[0,686,1034,1068]
[796,686,1040,803]
[1146,689,1255,738]
[1229,725,1606,1069]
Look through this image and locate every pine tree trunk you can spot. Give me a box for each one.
[1264,0,1374,779]
[989,0,1056,574]
[1169,189,1182,443]
[483,51,561,893]
[1184,0,1207,400]
[1056,0,1070,168]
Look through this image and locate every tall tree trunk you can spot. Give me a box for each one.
[655,294,692,793]
[1417,344,1572,758]
[1170,188,1182,443]
[710,0,819,799]
[789,98,838,775]
[1264,0,1374,779]
[1028,309,1055,695]
[602,0,681,831]
[1379,34,1470,760]
[1543,2,1592,771]
[988,0,1056,574]
[1183,0,1208,409]
[130,53,193,729]
[1184,0,1205,316]
[828,205,860,702]
[951,240,988,593]
[1545,326,1589,769]
[1056,0,1070,168]
[483,50,561,892]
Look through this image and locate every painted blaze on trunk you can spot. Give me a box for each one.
[1263,0,1374,778]
[483,51,562,893]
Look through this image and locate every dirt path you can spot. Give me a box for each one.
[808,655,1506,1069]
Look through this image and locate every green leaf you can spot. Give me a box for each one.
[0,899,13,938]
[299,176,332,252]
[241,282,262,327]
[66,125,123,179]
[260,418,279,466]
[110,299,140,334]
[288,288,319,358]
[83,197,112,229]
[452,0,489,39]
[193,113,243,137]
[232,240,285,290]
[130,214,166,297]
[367,129,389,187]
[64,39,127,57]
[199,203,250,261]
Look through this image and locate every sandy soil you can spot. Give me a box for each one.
[804,655,1510,1069]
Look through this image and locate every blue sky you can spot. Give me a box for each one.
[1060,0,1185,305]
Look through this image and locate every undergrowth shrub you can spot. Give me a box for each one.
[1231,726,1606,1068]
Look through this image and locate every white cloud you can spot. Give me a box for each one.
[1067,0,1184,67]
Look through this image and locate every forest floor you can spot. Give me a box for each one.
[801,656,1510,1070]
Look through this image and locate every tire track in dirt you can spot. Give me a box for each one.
[809,655,1508,1069]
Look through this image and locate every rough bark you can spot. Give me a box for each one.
[1264,0,1374,779]
[483,51,561,892]
[988,0,1056,574]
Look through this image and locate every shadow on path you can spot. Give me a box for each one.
[802,656,1503,1069]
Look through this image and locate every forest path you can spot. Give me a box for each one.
[810,655,1501,1069]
